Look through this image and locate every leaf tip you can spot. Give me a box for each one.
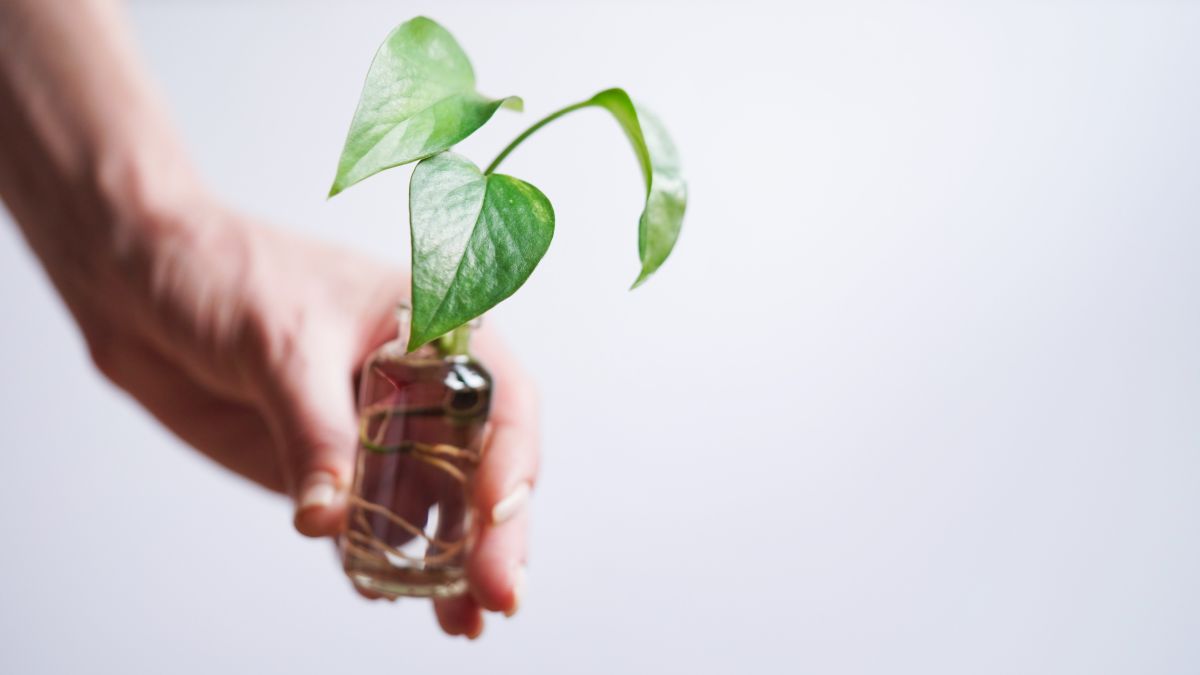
[407,15,439,29]
[404,332,427,354]
[502,96,525,113]
[630,268,653,290]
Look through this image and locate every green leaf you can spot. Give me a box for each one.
[407,152,555,351]
[584,89,687,288]
[328,16,520,197]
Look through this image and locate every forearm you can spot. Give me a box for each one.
[0,0,207,331]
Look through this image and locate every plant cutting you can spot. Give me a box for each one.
[328,16,686,598]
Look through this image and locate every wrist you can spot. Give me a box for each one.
[92,139,210,240]
[92,148,213,279]
[0,0,212,325]
[89,146,219,299]
[15,142,219,340]
[86,147,224,319]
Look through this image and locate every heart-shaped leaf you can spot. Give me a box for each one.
[408,152,555,350]
[584,89,687,288]
[328,17,521,197]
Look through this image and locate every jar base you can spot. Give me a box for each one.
[347,567,469,599]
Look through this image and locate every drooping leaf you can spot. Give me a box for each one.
[407,152,555,351]
[584,89,687,288]
[329,16,521,196]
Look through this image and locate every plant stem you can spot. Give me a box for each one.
[437,323,473,356]
[484,99,593,174]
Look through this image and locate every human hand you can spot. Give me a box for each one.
[1,0,536,638]
[78,202,538,637]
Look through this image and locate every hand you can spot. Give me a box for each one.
[1,0,536,639]
[79,202,538,638]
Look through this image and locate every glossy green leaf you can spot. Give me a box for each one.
[407,152,555,351]
[584,89,687,288]
[328,16,520,197]
[484,88,687,288]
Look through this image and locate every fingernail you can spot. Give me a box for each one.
[505,565,526,618]
[491,482,531,525]
[297,472,337,512]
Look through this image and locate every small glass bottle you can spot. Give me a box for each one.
[341,306,491,598]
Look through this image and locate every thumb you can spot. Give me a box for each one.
[259,336,358,538]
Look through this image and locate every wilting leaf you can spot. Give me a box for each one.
[584,89,687,287]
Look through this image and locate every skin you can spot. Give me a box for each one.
[0,0,538,639]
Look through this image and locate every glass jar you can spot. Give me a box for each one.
[340,306,491,598]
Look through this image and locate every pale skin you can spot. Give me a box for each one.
[0,0,537,638]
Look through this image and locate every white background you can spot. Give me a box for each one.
[2,1,1199,673]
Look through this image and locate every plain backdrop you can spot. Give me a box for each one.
[2,1,1199,673]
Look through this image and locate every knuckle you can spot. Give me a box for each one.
[87,340,118,383]
[84,329,123,385]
